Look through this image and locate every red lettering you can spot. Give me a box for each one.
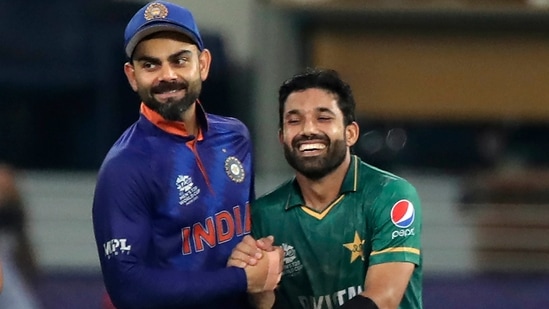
[244,202,251,233]
[233,205,243,235]
[215,210,235,244]
[182,227,192,255]
[193,217,216,252]
[180,203,252,254]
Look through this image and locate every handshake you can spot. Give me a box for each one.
[227,235,284,293]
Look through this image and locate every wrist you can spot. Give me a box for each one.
[340,295,379,309]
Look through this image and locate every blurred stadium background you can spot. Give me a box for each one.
[2,0,549,308]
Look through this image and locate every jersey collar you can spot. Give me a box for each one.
[140,102,208,139]
[284,155,360,210]
[340,155,360,193]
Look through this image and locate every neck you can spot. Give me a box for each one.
[295,153,351,212]
[180,103,199,137]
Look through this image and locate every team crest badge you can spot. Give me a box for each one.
[343,231,365,263]
[225,156,245,183]
[144,2,168,21]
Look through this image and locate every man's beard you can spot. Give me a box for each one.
[283,134,347,180]
[140,79,201,121]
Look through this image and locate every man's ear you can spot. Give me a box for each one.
[346,121,360,147]
[123,62,138,92]
[278,128,284,145]
[198,49,212,81]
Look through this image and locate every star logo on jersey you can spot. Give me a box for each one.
[343,231,365,263]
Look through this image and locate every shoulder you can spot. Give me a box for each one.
[206,113,251,139]
[355,159,421,217]
[98,123,155,182]
[359,159,418,194]
[252,179,294,210]
[250,179,294,236]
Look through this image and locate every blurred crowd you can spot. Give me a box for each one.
[0,163,42,308]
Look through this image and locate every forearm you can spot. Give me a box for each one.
[104,264,247,308]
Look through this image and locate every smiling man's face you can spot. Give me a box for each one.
[124,31,208,121]
[279,88,350,180]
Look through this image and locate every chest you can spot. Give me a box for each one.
[149,139,252,243]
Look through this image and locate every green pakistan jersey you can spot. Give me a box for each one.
[251,155,422,309]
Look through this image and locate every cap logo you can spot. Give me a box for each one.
[144,2,168,21]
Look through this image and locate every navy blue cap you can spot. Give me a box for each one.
[124,1,204,58]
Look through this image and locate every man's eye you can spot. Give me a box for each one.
[143,62,156,69]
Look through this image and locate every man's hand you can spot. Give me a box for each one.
[228,235,276,268]
[244,248,284,293]
[227,235,284,293]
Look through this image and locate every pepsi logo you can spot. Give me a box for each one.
[390,200,415,228]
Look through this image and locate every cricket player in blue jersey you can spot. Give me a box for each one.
[92,2,281,308]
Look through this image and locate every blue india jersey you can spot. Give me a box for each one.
[93,103,254,309]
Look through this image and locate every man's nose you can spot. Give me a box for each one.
[159,65,177,81]
[301,118,318,135]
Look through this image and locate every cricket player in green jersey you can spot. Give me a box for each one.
[229,68,422,309]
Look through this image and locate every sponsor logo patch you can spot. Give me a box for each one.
[103,238,131,259]
[390,199,415,228]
